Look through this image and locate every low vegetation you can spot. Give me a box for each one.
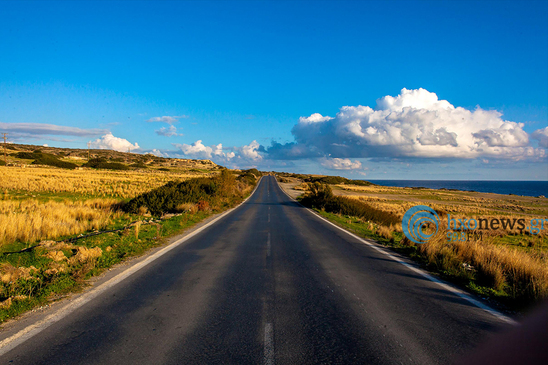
[124,170,255,216]
[277,172,374,186]
[291,175,548,311]
[15,151,78,169]
[300,182,399,227]
[83,158,129,171]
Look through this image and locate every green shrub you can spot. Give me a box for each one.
[237,171,257,185]
[300,182,334,209]
[124,170,253,216]
[306,175,374,186]
[83,158,129,170]
[243,168,261,178]
[32,154,77,169]
[14,152,37,159]
[15,151,76,169]
[130,162,148,169]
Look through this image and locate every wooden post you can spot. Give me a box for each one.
[1,133,7,165]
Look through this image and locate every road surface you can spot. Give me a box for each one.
[0,176,511,364]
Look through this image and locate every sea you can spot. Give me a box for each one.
[367,180,548,198]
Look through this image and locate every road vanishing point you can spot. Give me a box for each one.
[0,176,512,364]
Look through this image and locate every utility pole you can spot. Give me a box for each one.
[127,146,131,154]
[87,142,91,160]
[2,133,7,165]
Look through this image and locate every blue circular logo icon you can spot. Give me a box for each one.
[402,205,440,244]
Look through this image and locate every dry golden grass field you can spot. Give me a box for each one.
[0,165,217,247]
[0,142,220,249]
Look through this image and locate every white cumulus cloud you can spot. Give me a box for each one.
[267,88,546,161]
[321,157,362,170]
[173,140,234,161]
[145,149,169,158]
[90,133,140,152]
[298,113,333,124]
[156,125,181,137]
[532,127,548,148]
[239,140,262,161]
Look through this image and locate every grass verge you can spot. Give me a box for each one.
[296,182,548,313]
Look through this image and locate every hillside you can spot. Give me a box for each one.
[1,143,219,172]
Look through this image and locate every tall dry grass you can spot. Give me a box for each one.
[409,229,548,302]
[0,166,205,199]
[0,199,119,246]
[326,186,548,302]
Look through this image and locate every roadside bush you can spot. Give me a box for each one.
[243,168,261,178]
[124,170,255,216]
[300,182,334,209]
[237,171,258,185]
[196,200,210,211]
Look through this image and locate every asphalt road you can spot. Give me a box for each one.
[0,176,511,364]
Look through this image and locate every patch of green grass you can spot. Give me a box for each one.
[189,168,210,173]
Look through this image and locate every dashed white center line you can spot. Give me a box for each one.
[268,213,270,222]
[264,322,274,365]
[267,232,271,257]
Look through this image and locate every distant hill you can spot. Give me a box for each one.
[1,143,220,171]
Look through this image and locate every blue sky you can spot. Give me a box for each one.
[1,0,547,180]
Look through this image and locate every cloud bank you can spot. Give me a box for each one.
[0,122,108,137]
[265,88,546,162]
[146,115,189,124]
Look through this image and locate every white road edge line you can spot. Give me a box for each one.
[0,178,263,356]
[264,322,274,365]
[275,177,517,326]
